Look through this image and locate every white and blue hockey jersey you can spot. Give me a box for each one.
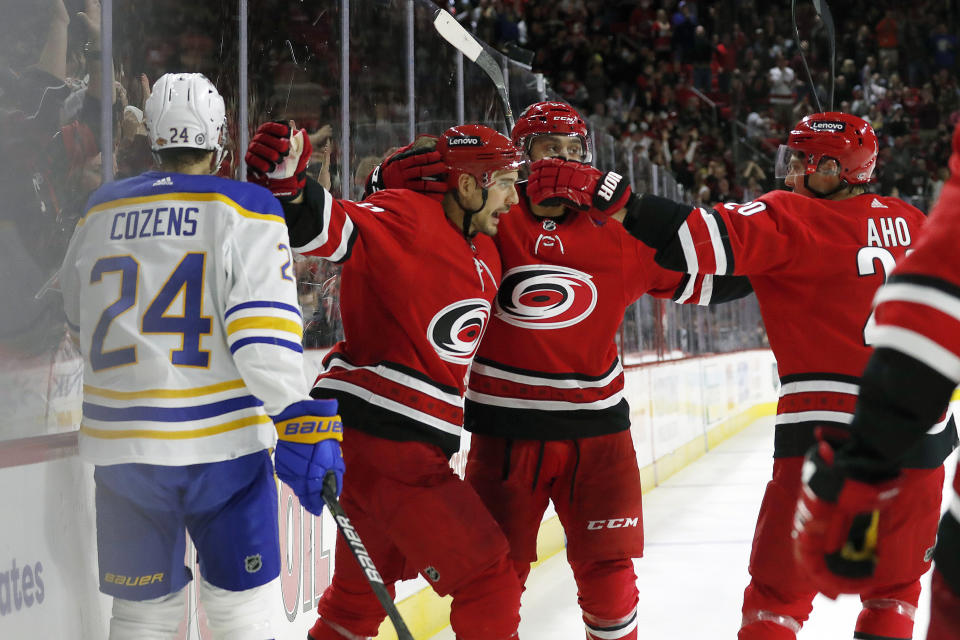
[60,171,314,466]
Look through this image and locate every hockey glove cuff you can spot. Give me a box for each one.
[364,135,447,201]
[246,121,313,202]
[526,158,632,214]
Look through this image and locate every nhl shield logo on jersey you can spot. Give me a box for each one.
[244,554,263,573]
[427,298,492,364]
[495,264,598,329]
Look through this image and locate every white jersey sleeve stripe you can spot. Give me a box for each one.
[674,274,697,304]
[873,282,960,322]
[697,273,714,305]
[700,208,729,274]
[295,188,335,254]
[677,220,699,274]
[327,215,355,263]
[870,325,960,383]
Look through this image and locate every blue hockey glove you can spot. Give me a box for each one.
[272,399,345,516]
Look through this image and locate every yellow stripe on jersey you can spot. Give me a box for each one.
[80,192,284,226]
[80,414,272,440]
[83,378,248,400]
[226,316,303,338]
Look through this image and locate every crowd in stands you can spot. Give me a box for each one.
[447,0,959,211]
[3,0,955,360]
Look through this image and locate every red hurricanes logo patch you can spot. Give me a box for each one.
[495,265,597,329]
[427,298,491,364]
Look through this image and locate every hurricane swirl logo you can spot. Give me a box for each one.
[427,298,491,364]
[495,265,597,329]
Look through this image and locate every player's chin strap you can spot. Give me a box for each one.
[452,188,489,238]
[804,175,853,199]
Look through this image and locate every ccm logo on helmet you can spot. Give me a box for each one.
[810,121,846,131]
[447,136,483,147]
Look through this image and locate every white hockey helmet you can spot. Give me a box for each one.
[144,73,226,164]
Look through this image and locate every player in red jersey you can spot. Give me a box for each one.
[791,121,960,640]
[368,101,751,640]
[530,111,957,640]
[246,122,524,640]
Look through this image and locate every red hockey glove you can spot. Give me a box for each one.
[245,121,312,202]
[792,438,901,598]
[527,157,632,214]
[364,135,447,201]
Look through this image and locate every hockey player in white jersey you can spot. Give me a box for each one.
[59,73,344,640]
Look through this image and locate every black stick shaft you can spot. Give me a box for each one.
[322,474,415,640]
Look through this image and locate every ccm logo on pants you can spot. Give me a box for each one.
[587,517,639,530]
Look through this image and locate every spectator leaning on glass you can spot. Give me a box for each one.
[531,111,956,640]
[368,101,751,640]
[246,120,525,640]
[59,73,344,640]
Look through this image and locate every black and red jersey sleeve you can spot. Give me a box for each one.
[622,192,807,277]
[281,178,421,263]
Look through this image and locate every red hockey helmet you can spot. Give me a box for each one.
[437,124,525,191]
[511,101,592,162]
[776,112,878,185]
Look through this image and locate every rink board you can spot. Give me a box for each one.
[0,349,780,639]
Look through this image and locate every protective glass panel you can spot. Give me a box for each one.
[0,0,771,446]
[250,0,344,350]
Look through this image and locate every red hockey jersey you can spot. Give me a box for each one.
[850,123,960,584]
[285,180,501,456]
[623,188,957,467]
[464,185,750,440]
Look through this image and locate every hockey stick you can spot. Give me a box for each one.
[433,8,515,131]
[321,474,415,640]
[792,0,837,112]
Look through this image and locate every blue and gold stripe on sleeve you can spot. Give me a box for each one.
[225,300,304,355]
